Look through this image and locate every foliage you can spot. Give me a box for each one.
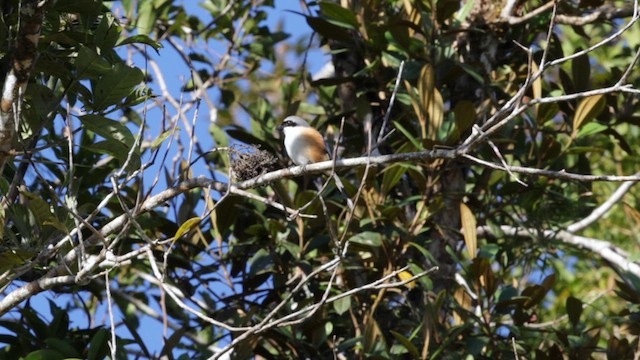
[0,0,639,359]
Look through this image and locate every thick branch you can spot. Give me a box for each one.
[500,2,636,26]
[478,225,640,278]
[0,0,44,151]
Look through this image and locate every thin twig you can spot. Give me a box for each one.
[376,60,405,145]
[105,271,117,359]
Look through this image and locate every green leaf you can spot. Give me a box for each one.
[94,13,121,50]
[566,296,583,327]
[48,300,69,339]
[87,328,109,360]
[333,295,351,315]
[393,121,423,150]
[319,1,359,29]
[478,243,500,259]
[390,330,421,358]
[79,115,135,147]
[305,16,353,43]
[523,273,556,309]
[174,217,201,240]
[381,164,408,196]
[348,231,383,247]
[75,47,112,79]
[0,249,34,274]
[23,307,48,340]
[576,122,607,138]
[248,248,273,276]
[136,0,157,36]
[22,349,65,360]
[92,64,144,111]
[117,34,163,51]
[44,338,80,358]
[54,0,102,14]
[151,129,175,149]
[537,102,560,124]
[572,95,605,137]
[572,50,591,92]
[452,100,476,140]
[85,140,135,167]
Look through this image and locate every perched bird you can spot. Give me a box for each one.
[277,116,353,209]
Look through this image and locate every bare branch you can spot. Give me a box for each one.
[499,2,636,26]
[463,155,640,182]
[477,225,640,278]
[567,175,640,233]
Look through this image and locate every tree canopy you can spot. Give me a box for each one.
[1,0,640,359]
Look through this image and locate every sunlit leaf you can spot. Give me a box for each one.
[572,94,605,137]
[418,64,444,140]
[151,129,175,149]
[136,0,157,35]
[397,270,416,289]
[333,295,351,315]
[22,349,66,360]
[532,61,542,101]
[576,122,607,138]
[453,287,473,325]
[174,217,202,240]
[116,34,163,51]
[460,202,477,259]
[349,231,383,247]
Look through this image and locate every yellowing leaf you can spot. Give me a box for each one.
[398,270,416,289]
[363,316,383,353]
[151,129,174,149]
[460,202,477,259]
[417,64,444,140]
[532,61,542,101]
[453,287,473,325]
[174,217,202,241]
[404,80,426,137]
[427,87,444,139]
[572,94,605,137]
[402,0,421,37]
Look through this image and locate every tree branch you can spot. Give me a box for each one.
[477,225,640,278]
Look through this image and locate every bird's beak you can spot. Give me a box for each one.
[276,124,284,132]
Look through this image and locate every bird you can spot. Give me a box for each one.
[277,116,353,209]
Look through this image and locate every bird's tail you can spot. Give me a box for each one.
[331,173,354,210]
